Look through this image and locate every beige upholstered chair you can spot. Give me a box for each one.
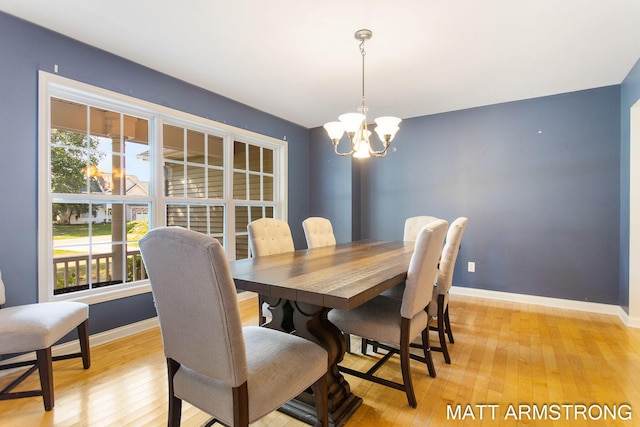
[427,217,468,364]
[328,220,448,407]
[139,227,328,427]
[403,215,441,242]
[379,215,442,303]
[302,217,337,248]
[247,218,294,256]
[0,269,90,410]
[247,218,295,325]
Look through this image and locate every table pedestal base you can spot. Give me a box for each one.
[265,298,362,426]
[279,393,361,427]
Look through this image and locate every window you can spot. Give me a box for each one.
[39,72,287,304]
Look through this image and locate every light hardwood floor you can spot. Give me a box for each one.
[2,293,640,426]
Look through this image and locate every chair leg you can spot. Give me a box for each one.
[421,326,437,378]
[444,305,454,343]
[311,373,329,427]
[232,382,250,427]
[167,358,183,427]
[36,348,54,411]
[437,295,451,364]
[77,319,91,369]
[344,333,351,353]
[399,318,417,408]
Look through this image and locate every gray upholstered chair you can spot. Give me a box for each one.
[247,218,295,326]
[328,220,448,408]
[302,217,336,249]
[139,227,328,427]
[0,269,90,411]
[427,217,468,363]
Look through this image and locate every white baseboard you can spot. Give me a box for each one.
[451,285,638,328]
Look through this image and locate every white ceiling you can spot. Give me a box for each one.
[2,0,640,128]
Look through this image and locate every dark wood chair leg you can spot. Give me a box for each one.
[344,333,351,353]
[311,373,329,427]
[438,295,451,364]
[167,358,183,427]
[232,382,250,427]
[421,326,437,378]
[77,319,91,369]
[400,318,417,408]
[444,305,454,343]
[36,348,54,411]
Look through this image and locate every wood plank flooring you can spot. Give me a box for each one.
[2,293,640,426]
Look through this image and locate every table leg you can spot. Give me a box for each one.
[278,301,361,427]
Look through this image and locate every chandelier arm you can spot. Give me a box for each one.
[332,139,356,156]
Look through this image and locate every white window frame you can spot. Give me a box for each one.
[38,72,288,304]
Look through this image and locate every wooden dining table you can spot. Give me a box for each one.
[228,240,415,427]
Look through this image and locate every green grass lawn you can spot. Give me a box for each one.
[53,221,148,240]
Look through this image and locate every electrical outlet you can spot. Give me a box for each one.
[468,262,476,273]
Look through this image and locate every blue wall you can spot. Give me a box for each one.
[0,12,310,333]
[1,9,635,337]
[311,86,622,304]
[620,57,640,312]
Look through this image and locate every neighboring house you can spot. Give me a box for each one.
[66,173,149,224]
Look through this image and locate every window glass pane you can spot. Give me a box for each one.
[52,202,90,238]
[186,165,205,198]
[235,205,248,232]
[209,205,224,235]
[248,145,261,172]
[249,174,261,201]
[265,206,274,218]
[165,163,184,197]
[264,148,273,174]
[233,172,246,200]
[167,204,188,227]
[125,203,150,243]
[207,169,223,199]
[250,206,263,222]
[186,130,205,165]
[163,124,184,161]
[51,145,89,194]
[235,235,249,260]
[190,205,208,233]
[208,135,223,167]
[51,98,87,136]
[90,107,121,149]
[123,115,150,186]
[234,141,246,170]
[264,176,273,201]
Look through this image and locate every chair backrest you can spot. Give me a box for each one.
[403,216,441,242]
[302,217,337,248]
[400,219,448,319]
[0,269,5,305]
[139,227,248,387]
[247,218,295,256]
[436,217,468,295]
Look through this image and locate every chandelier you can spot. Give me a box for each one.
[323,29,401,158]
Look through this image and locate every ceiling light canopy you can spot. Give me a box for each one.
[324,29,401,158]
